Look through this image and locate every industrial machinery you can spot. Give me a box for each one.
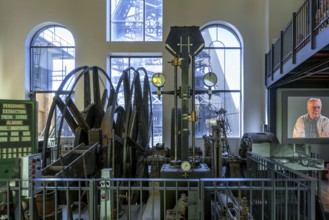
[26,65,152,218]
[1,26,322,220]
[42,65,152,176]
[153,26,243,220]
[37,27,247,219]
[0,66,152,219]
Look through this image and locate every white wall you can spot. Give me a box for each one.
[268,0,305,45]
[0,0,302,149]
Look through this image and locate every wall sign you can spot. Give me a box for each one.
[0,99,37,160]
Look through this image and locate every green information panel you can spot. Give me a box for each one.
[0,99,37,179]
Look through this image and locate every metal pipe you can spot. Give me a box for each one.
[180,36,190,161]
[217,123,222,178]
[212,126,217,178]
[191,54,196,162]
[174,58,178,162]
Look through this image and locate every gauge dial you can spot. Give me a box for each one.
[301,159,309,166]
[181,161,191,171]
[152,73,166,88]
[203,72,217,87]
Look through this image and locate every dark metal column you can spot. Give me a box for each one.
[165,26,204,161]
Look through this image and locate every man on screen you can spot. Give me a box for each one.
[293,98,329,138]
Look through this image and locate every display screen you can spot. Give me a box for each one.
[279,89,329,144]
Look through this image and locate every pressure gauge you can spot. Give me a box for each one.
[181,161,191,172]
[301,159,309,166]
[152,73,166,88]
[203,72,217,87]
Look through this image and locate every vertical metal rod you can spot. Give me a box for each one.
[180,36,190,161]
[292,12,297,64]
[191,54,196,162]
[280,31,283,74]
[200,180,204,220]
[212,126,217,178]
[128,181,131,219]
[217,124,222,178]
[88,180,95,220]
[55,182,58,220]
[310,181,316,220]
[66,181,71,220]
[174,59,178,162]
[173,36,183,162]
[111,129,115,175]
[310,0,316,49]
[216,127,220,178]
[78,181,82,220]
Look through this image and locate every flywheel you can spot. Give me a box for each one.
[41,65,116,170]
[110,67,152,204]
[41,65,153,205]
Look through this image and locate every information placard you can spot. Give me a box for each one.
[0,99,37,160]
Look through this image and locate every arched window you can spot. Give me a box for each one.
[195,23,242,138]
[30,25,75,136]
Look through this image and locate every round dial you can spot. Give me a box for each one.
[203,72,217,87]
[181,161,191,171]
[301,159,309,166]
[152,73,166,88]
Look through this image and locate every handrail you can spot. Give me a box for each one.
[265,0,329,88]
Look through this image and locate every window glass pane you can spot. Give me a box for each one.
[36,93,54,136]
[110,56,163,145]
[52,59,75,90]
[202,26,240,47]
[145,0,163,41]
[30,26,75,139]
[111,0,144,41]
[195,24,241,138]
[32,26,75,46]
[31,26,75,92]
[226,92,240,137]
[196,92,240,137]
[215,49,241,90]
[110,58,129,106]
[111,58,129,85]
[109,0,162,41]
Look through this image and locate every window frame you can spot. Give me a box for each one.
[106,0,163,42]
[29,25,76,138]
[108,54,163,145]
[195,22,243,138]
[30,25,76,93]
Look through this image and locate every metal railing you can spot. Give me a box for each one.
[0,152,318,220]
[265,0,329,88]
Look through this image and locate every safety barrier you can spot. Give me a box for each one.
[0,153,318,220]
